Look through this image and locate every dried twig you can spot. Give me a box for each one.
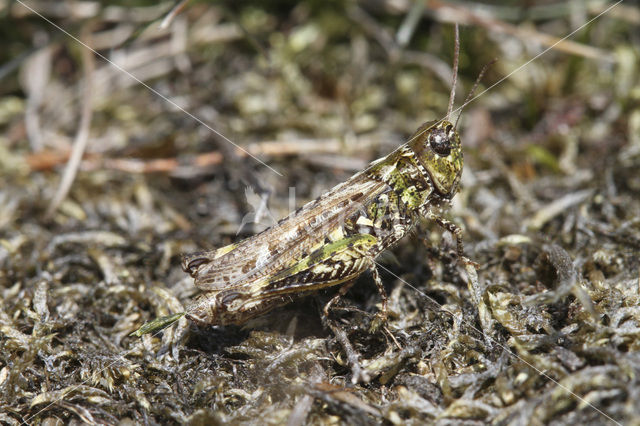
[160,0,191,29]
[426,0,617,63]
[27,137,374,174]
[21,36,52,151]
[45,26,95,219]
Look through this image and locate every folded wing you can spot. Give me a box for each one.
[183,171,389,291]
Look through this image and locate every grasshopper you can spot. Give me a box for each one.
[133,26,486,340]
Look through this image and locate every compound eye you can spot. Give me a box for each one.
[429,134,452,157]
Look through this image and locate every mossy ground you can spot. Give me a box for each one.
[1,1,639,424]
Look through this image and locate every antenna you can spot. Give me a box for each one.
[454,58,497,130]
[446,24,460,122]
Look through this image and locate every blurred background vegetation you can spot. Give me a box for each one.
[1,0,639,424]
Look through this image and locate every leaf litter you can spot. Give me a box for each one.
[0,1,639,424]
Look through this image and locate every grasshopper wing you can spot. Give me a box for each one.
[182,171,389,290]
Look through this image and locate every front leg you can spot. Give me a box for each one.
[426,210,478,268]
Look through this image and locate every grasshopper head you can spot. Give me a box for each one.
[410,120,463,197]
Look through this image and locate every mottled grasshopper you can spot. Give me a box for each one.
[133,27,485,338]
